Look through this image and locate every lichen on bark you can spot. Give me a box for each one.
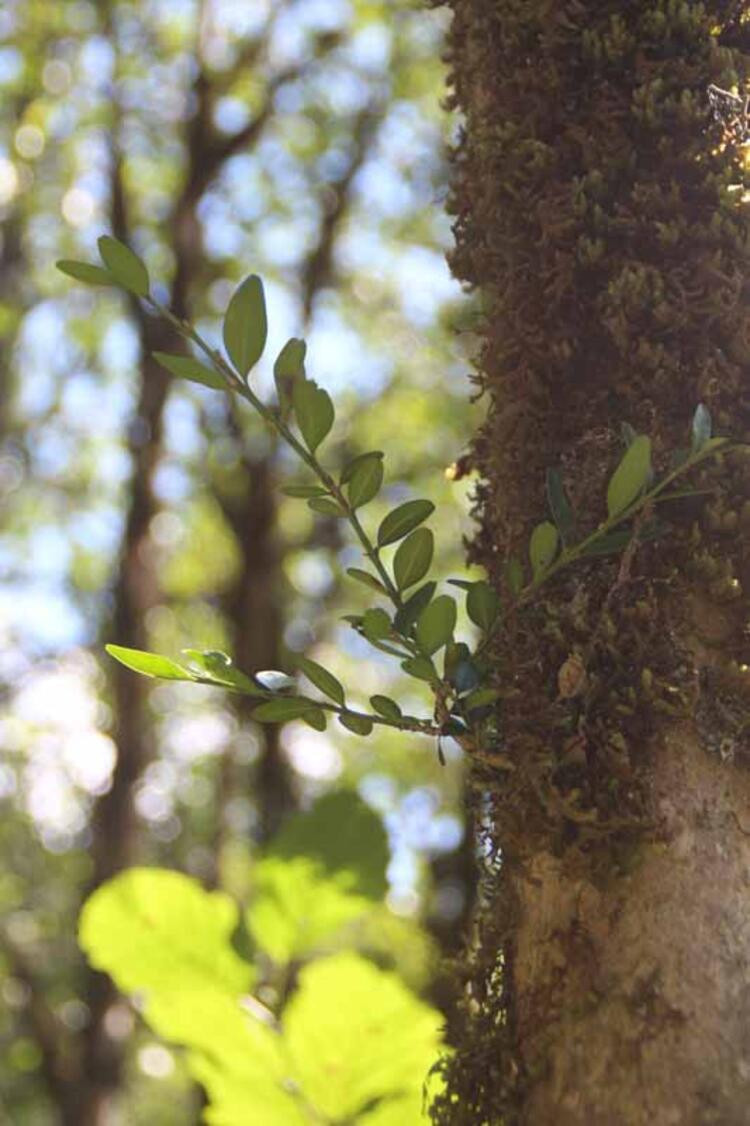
[437,3,750,1122]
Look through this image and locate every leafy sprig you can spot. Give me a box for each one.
[58,238,742,753]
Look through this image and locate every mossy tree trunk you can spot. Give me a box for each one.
[442,4,750,1123]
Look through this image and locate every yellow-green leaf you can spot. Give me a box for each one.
[223,275,267,376]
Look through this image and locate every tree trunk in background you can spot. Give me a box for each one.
[442,3,750,1122]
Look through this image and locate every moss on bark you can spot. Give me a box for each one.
[437,3,750,1122]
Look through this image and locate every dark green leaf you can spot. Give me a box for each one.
[301,709,327,732]
[415,595,457,655]
[152,351,224,390]
[621,422,637,449]
[346,455,384,510]
[606,435,651,518]
[97,236,150,297]
[362,608,392,641]
[294,655,345,705]
[340,450,385,484]
[222,275,267,376]
[253,698,316,723]
[691,403,712,454]
[463,687,500,711]
[273,337,306,413]
[338,712,374,736]
[505,557,524,596]
[56,259,115,286]
[466,581,501,631]
[181,650,263,695]
[281,484,329,498]
[581,529,632,557]
[293,379,335,453]
[377,499,434,547]
[529,521,559,579]
[393,581,436,635]
[105,644,194,681]
[393,528,434,591]
[268,790,388,899]
[454,660,481,695]
[545,468,575,546]
[444,641,471,682]
[401,656,438,683]
[346,568,388,595]
[308,497,345,517]
[369,695,402,721]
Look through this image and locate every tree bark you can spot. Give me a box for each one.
[442,2,750,1121]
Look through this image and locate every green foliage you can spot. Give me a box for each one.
[377,499,435,547]
[223,275,267,376]
[606,435,652,518]
[152,351,226,389]
[292,378,335,453]
[394,527,434,591]
[79,794,441,1124]
[97,236,150,297]
[529,520,559,579]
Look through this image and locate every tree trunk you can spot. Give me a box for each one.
[442,2,750,1122]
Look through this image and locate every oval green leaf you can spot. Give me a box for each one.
[606,435,651,518]
[545,468,575,546]
[362,608,392,641]
[292,378,335,453]
[393,581,436,635]
[529,521,559,579]
[369,695,402,721]
[401,656,437,683]
[282,484,329,498]
[416,595,457,655]
[393,527,434,591]
[253,697,316,723]
[301,708,327,732]
[97,236,150,297]
[106,644,194,681]
[691,403,712,454]
[347,455,384,510]
[181,649,264,695]
[466,581,501,631]
[294,655,345,706]
[152,351,224,390]
[56,259,115,286]
[346,568,388,595]
[273,337,306,412]
[377,499,434,547]
[222,274,267,376]
[338,712,374,736]
[308,497,345,517]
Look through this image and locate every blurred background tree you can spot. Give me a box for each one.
[0,2,478,1122]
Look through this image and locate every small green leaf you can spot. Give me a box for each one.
[454,660,481,694]
[292,378,335,453]
[393,581,436,635]
[346,568,388,595]
[97,235,150,297]
[370,695,402,721]
[606,435,651,518]
[401,656,437,683]
[505,557,524,596]
[529,521,559,579]
[281,484,329,498]
[273,337,306,413]
[546,468,575,546]
[377,499,434,547]
[56,259,115,286]
[301,708,327,731]
[691,403,712,453]
[307,497,345,517]
[463,686,500,711]
[181,650,264,695]
[362,608,392,641]
[294,655,345,705]
[346,454,384,510]
[105,644,194,681]
[222,274,267,376]
[416,595,457,655]
[152,351,224,390]
[253,698,316,723]
[338,712,374,736]
[581,528,632,557]
[393,528,434,591]
[466,581,501,631]
[340,450,384,484]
